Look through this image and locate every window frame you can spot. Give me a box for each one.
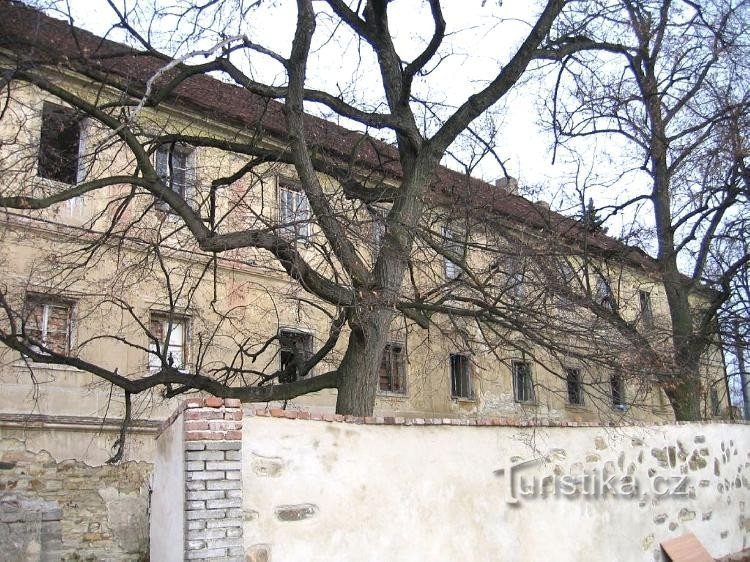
[278,327,314,383]
[595,276,616,311]
[154,144,194,204]
[378,342,407,395]
[23,294,74,357]
[148,311,189,372]
[611,374,626,410]
[565,367,585,406]
[450,353,474,400]
[639,290,654,329]
[37,102,83,185]
[512,360,536,403]
[278,178,312,240]
[442,226,464,280]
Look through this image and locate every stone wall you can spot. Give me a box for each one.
[241,411,749,562]
[0,437,151,561]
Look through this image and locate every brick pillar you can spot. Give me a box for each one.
[182,397,243,561]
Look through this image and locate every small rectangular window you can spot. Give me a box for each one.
[278,329,313,383]
[611,374,626,409]
[379,343,406,393]
[513,360,535,402]
[450,354,473,399]
[566,368,584,405]
[442,227,464,280]
[149,312,188,371]
[596,277,616,311]
[38,102,81,184]
[279,180,311,239]
[155,145,192,198]
[24,295,73,355]
[639,290,654,328]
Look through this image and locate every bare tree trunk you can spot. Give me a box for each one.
[734,320,750,420]
[335,307,394,415]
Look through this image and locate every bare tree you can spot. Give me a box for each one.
[538,0,750,419]
[0,0,728,424]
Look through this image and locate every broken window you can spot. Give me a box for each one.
[450,353,473,399]
[38,102,82,184]
[24,295,73,355]
[279,329,313,383]
[379,343,406,393]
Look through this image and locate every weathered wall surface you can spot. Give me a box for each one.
[150,414,184,562]
[0,429,152,561]
[241,413,749,562]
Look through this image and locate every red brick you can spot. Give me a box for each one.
[185,421,210,431]
[184,410,224,421]
[333,414,344,422]
[224,398,242,408]
[184,398,204,408]
[283,411,298,419]
[270,408,286,418]
[204,397,224,408]
[255,409,269,417]
[224,411,242,421]
[323,414,335,422]
[224,430,242,440]
[310,413,322,421]
[297,411,310,420]
[364,417,377,424]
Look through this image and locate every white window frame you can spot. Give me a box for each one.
[278,179,311,239]
[154,144,195,206]
[442,226,464,280]
[149,312,189,372]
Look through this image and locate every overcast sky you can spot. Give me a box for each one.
[42,0,643,238]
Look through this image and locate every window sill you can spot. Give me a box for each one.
[514,400,539,407]
[377,391,408,399]
[565,403,587,410]
[451,396,477,403]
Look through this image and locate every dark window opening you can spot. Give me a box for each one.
[379,343,406,393]
[38,102,81,184]
[513,360,535,402]
[611,374,626,409]
[710,389,721,417]
[450,354,472,399]
[279,329,313,383]
[639,290,654,328]
[566,368,584,405]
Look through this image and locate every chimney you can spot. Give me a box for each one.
[495,176,518,195]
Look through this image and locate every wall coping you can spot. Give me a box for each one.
[246,407,750,429]
[155,398,749,437]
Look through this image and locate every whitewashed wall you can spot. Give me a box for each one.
[241,416,749,562]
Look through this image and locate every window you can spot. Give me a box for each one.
[24,295,72,355]
[505,256,527,299]
[566,368,584,405]
[368,206,387,256]
[38,102,82,184]
[379,343,406,393]
[278,329,313,383]
[596,277,616,311]
[279,180,311,239]
[611,374,626,410]
[155,145,192,199]
[149,312,188,371]
[512,360,535,402]
[639,290,654,328]
[450,354,473,399]
[442,227,464,280]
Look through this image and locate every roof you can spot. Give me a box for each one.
[0,0,662,275]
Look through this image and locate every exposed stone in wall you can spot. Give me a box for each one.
[0,438,150,561]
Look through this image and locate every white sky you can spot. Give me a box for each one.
[45,0,646,241]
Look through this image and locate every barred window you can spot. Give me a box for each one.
[379,343,406,393]
[450,354,473,399]
[513,360,535,403]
